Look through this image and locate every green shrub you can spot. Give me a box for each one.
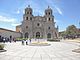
[47,39,60,42]
[16,38,28,41]
[0,44,4,50]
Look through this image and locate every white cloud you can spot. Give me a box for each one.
[54,18,57,22]
[54,18,64,25]
[0,15,16,23]
[0,15,21,26]
[16,10,20,14]
[55,7,63,15]
[11,23,21,26]
[45,0,63,15]
[0,26,15,31]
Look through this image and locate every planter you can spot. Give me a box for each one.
[0,44,4,50]
[29,42,51,46]
[72,48,80,53]
[47,39,60,42]
[0,44,6,52]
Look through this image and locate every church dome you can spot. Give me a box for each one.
[45,6,52,16]
[25,5,32,15]
[25,5,32,11]
[45,6,52,12]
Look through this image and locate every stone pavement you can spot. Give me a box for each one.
[0,41,80,60]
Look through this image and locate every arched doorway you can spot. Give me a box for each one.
[36,32,40,38]
[47,33,51,38]
[25,32,29,38]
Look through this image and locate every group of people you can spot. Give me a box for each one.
[22,39,31,45]
[63,34,80,40]
[0,37,10,43]
[0,35,16,43]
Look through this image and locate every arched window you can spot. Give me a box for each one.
[30,17,32,20]
[49,18,50,21]
[25,32,29,38]
[48,27,50,29]
[26,26,28,28]
[47,33,51,38]
[36,32,40,38]
[26,17,28,20]
[49,12,50,15]
[37,23,40,26]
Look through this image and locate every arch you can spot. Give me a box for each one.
[48,27,50,29]
[36,32,40,38]
[37,23,40,26]
[26,17,28,20]
[25,32,29,38]
[49,12,50,15]
[47,33,51,38]
[49,17,50,21]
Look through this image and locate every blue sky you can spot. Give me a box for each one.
[0,0,80,32]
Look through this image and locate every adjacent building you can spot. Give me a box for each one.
[0,28,22,40]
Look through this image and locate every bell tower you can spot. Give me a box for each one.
[44,6,54,23]
[25,5,32,15]
[22,5,33,38]
[45,6,52,16]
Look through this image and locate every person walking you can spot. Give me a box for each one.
[30,38,31,43]
[22,40,24,45]
[26,40,28,45]
[3,38,5,43]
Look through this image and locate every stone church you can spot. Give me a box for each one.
[17,5,59,39]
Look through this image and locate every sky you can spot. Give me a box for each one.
[0,0,80,32]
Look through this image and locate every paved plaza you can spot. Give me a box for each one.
[0,40,80,60]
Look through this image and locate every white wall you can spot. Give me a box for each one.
[0,30,21,39]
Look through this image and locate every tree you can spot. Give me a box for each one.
[59,31,66,37]
[66,25,78,36]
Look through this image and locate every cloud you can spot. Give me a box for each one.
[54,18,58,22]
[55,7,63,15]
[0,26,15,31]
[45,0,63,15]
[0,15,16,23]
[16,10,20,14]
[0,15,21,26]
[11,23,21,26]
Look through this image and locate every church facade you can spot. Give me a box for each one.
[20,5,58,39]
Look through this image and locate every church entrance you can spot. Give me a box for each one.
[25,32,29,38]
[36,32,40,38]
[47,33,51,38]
